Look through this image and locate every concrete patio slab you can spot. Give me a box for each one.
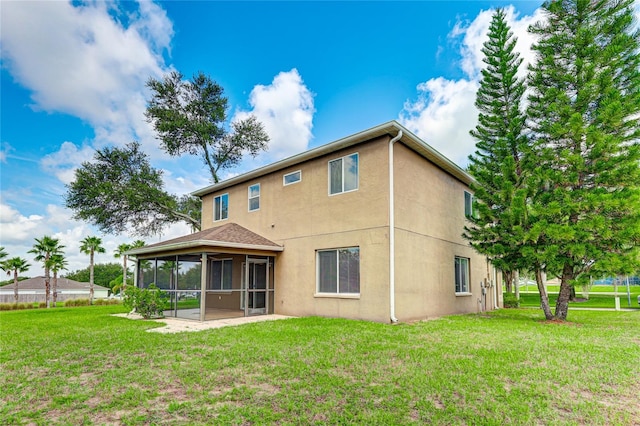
[113,313,294,333]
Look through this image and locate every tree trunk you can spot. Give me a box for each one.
[45,272,51,309]
[89,251,95,304]
[13,271,19,303]
[52,272,58,306]
[514,270,520,300]
[535,268,553,320]
[569,285,577,302]
[554,263,573,320]
[504,270,514,294]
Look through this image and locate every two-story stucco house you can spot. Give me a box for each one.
[129,121,502,323]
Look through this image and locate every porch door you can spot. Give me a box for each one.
[241,259,268,315]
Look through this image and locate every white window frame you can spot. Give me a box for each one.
[283,170,302,186]
[464,191,474,219]
[328,152,359,196]
[248,184,260,212]
[316,247,360,296]
[208,258,233,291]
[214,193,229,222]
[455,256,471,294]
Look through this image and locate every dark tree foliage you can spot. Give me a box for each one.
[64,263,124,291]
[464,9,531,301]
[527,0,640,320]
[146,71,270,183]
[65,142,201,236]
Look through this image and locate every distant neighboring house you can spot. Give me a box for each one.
[0,276,109,303]
[128,121,502,323]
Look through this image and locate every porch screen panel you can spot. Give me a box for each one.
[155,260,175,290]
[318,250,337,293]
[222,260,232,290]
[339,248,360,293]
[139,260,154,288]
[178,260,201,290]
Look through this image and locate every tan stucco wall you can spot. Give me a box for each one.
[392,143,497,320]
[197,136,497,323]
[202,137,392,322]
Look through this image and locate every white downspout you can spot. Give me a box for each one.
[389,130,403,323]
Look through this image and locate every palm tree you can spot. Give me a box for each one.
[80,236,105,304]
[47,253,68,305]
[0,257,31,303]
[114,240,145,296]
[0,247,7,263]
[29,236,64,308]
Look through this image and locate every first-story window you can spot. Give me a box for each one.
[455,256,470,293]
[248,184,260,211]
[317,247,360,294]
[209,259,232,290]
[214,193,229,221]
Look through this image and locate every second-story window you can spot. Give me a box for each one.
[329,153,359,195]
[464,191,475,219]
[248,184,260,211]
[214,193,228,221]
[283,170,301,186]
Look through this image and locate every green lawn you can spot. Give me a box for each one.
[516,288,640,310]
[1,306,639,425]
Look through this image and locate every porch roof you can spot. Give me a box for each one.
[127,223,283,256]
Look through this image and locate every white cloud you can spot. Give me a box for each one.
[400,5,545,168]
[0,202,149,277]
[400,78,480,166]
[1,0,173,180]
[40,142,96,185]
[0,203,44,244]
[234,69,315,161]
[0,143,11,163]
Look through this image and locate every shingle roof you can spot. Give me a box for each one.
[128,223,283,256]
[1,276,109,291]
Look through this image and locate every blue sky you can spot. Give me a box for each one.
[0,1,566,275]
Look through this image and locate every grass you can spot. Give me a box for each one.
[520,283,640,294]
[1,306,639,425]
[515,286,640,310]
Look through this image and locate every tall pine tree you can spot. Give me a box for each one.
[527,0,640,320]
[464,9,530,302]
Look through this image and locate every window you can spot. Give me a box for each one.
[329,153,359,195]
[248,184,260,211]
[455,256,470,293]
[317,247,360,294]
[214,193,228,221]
[209,259,232,291]
[464,191,474,218]
[283,170,301,186]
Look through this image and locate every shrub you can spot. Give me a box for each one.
[123,284,168,319]
[38,302,46,308]
[0,303,16,311]
[503,292,520,308]
[63,298,90,307]
[93,298,120,306]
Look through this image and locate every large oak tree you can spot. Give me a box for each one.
[66,71,269,237]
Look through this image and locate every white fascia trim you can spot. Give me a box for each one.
[127,240,284,256]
